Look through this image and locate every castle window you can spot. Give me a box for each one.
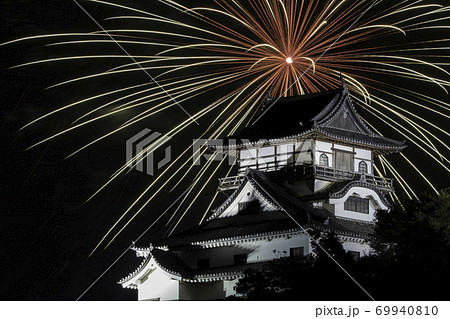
[334,150,354,171]
[290,247,304,257]
[234,254,247,265]
[348,250,361,260]
[319,154,329,167]
[358,161,368,174]
[344,196,369,214]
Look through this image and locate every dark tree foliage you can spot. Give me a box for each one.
[232,231,368,300]
[232,256,315,300]
[232,189,450,301]
[367,188,450,300]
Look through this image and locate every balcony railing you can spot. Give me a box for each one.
[218,166,394,191]
[314,166,393,190]
[363,174,394,190]
[314,166,355,180]
[218,175,246,191]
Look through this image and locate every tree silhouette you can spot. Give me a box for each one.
[232,189,450,300]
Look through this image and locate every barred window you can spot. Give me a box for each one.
[348,250,361,260]
[290,247,304,257]
[334,150,354,171]
[344,196,369,214]
[358,161,368,174]
[319,154,329,167]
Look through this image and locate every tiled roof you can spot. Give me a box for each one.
[311,217,375,239]
[247,169,330,224]
[155,169,375,250]
[316,127,406,151]
[211,85,406,153]
[247,169,375,238]
[190,261,273,282]
[121,168,377,284]
[235,89,341,142]
[151,248,194,279]
[300,178,391,208]
[154,210,300,248]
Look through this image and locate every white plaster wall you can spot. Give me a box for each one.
[333,144,353,152]
[240,148,257,160]
[259,145,275,156]
[240,158,257,168]
[314,180,332,193]
[179,233,311,270]
[316,141,333,154]
[179,246,252,269]
[342,240,372,258]
[138,267,179,301]
[246,234,311,262]
[239,143,298,171]
[239,148,257,169]
[315,143,373,174]
[237,139,317,170]
[295,140,313,165]
[355,148,371,161]
[224,279,239,298]
[329,186,388,222]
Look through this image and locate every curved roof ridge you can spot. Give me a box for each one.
[329,180,391,208]
[151,248,193,279]
[118,255,151,285]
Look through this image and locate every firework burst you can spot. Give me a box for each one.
[3,0,450,254]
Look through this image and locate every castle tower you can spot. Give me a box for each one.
[118,84,406,300]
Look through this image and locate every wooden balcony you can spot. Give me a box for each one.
[314,166,394,191]
[218,166,394,192]
[218,175,246,191]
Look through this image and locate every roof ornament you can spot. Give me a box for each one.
[261,84,274,110]
[339,73,350,95]
[343,110,348,119]
[359,173,367,182]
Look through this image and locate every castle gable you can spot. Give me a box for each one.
[313,86,373,135]
[208,177,280,221]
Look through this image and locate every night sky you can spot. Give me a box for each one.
[1,0,449,301]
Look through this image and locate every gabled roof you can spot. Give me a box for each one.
[212,84,406,153]
[235,89,341,141]
[153,169,375,251]
[120,169,378,285]
[154,210,301,249]
[300,177,391,208]
[151,248,194,279]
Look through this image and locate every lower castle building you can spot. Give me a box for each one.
[118,84,406,300]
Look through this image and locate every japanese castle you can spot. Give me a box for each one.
[118,83,406,300]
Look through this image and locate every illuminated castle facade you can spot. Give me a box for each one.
[118,83,406,300]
